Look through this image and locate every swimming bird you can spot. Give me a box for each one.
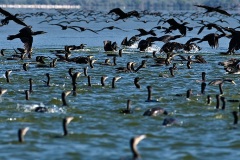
[5,69,12,83]
[7,26,46,57]
[101,76,108,87]
[62,117,74,136]
[62,91,71,106]
[194,5,231,17]
[29,78,33,93]
[145,86,158,102]
[120,99,133,114]
[201,82,206,94]
[207,95,211,105]
[112,76,121,88]
[71,72,81,85]
[219,83,223,95]
[108,8,140,21]
[221,96,226,110]
[143,107,168,116]
[22,63,29,71]
[0,87,7,96]
[162,117,178,126]
[43,73,51,87]
[87,75,92,87]
[25,90,30,100]
[208,78,236,85]
[134,77,141,89]
[18,127,29,142]
[129,135,146,160]
[186,89,192,99]
[232,111,238,125]
[135,60,147,72]
[216,94,220,109]
[0,7,28,26]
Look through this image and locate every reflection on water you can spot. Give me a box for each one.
[0,8,240,160]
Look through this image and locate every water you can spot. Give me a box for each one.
[0,8,240,160]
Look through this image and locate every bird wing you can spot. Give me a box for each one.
[197,26,205,34]
[12,17,28,26]
[86,28,98,34]
[194,5,213,10]
[0,7,13,16]
[68,26,81,32]
[215,8,231,16]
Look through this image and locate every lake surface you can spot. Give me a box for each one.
[0,8,240,160]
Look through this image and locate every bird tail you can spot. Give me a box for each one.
[7,35,17,40]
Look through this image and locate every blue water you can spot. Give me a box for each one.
[0,8,240,160]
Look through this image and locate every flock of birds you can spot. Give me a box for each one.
[0,4,240,159]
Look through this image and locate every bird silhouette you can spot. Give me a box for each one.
[194,5,231,17]
[108,8,140,21]
[7,26,46,57]
[0,7,28,26]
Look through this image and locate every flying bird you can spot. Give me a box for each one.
[7,26,46,57]
[194,5,231,16]
[0,7,28,26]
[108,8,140,21]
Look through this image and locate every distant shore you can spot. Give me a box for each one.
[0,4,81,9]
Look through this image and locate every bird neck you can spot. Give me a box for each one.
[147,87,152,101]
[63,119,68,136]
[130,139,140,159]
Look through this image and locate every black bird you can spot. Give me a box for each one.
[62,91,71,106]
[225,30,240,54]
[18,127,29,142]
[197,23,225,35]
[101,76,108,87]
[162,117,178,126]
[121,36,140,47]
[164,18,192,36]
[129,135,146,160]
[96,26,127,32]
[50,24,81,32]
[232,111,238,125]
[146,34,182,43]
[120,99,133,114]
[208,78,236,85]
[137,39,153,51]
[62,117,74,136]
[197,33,225,49]
[0,7,28,26]
[69,26,98,34]
[112,76,121,88]
[143,107,168,116]
[5,70,12,83]
[7,26,46,57]
[194,5,231,17]
[134,77,141,89]
[135,28,156,37]
[108,8,140,21]
[145,86,158,102]
[103,40,118,51]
